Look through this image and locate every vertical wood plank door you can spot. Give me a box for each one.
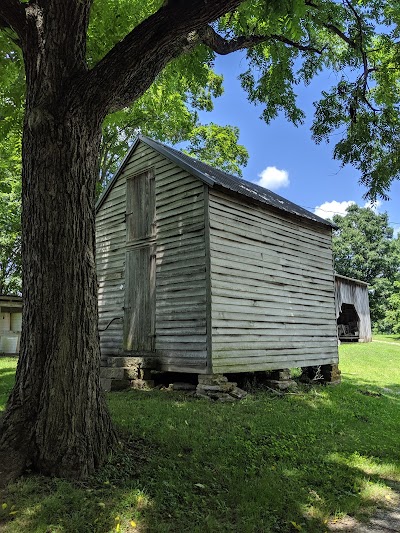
[124,170,156,352]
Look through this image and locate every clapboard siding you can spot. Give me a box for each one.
[96,174,126,355]
[155,172,207,370]
[96,141,208,369]
[97,137,339,376]
[209,189,338,373]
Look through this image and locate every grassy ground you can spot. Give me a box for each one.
[372,333,400,343]
[1,342,400,533]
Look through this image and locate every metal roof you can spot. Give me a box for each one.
[97,134,335,228]
[335,274,368,287]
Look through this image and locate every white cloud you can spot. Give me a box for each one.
[314,200,355,219]
[364,200,382,213]
[393,226,400,238]
[256,166,289,190]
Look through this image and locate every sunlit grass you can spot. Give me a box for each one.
[373,333,400,343]
[0,357,17,412]
[1,342,400,532]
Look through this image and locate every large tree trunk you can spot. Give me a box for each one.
[0,104,116,480]
[0,3,117,477]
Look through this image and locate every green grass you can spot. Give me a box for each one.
[1,343,400,532]
[373,333,400,343]
[0,357,17,408]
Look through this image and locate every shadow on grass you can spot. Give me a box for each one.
[1,376,400,533]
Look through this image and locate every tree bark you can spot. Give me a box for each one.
[0,102,116,480]
[0,2,116,482]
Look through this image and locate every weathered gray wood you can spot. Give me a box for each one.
[209,190,331,240]
[213,346,337,358]
[213,320,334,332]
[211,265,334,293]
[210,239,333,270]
[212,310,334,324]
[157,222,205,239]
[126,169,156,242]
[211,287,334,307]
[210,213,333,254]
[208,188,338,370]
[156,273,206,287]
[96,141,209,365]
[211,300,334,316]
[157,327,207,335]
[97,139,339,375]
[335,275,372,342]
[152,158,207,365]
[124,244,156,352]
[213,356,337,373]
[211,255,334,283]
[156,205,204,222]
[210,228,332,263]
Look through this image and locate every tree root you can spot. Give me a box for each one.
[0,446,27,489]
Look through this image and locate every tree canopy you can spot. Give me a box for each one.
[332,204,400,329]
[1,1,400,198]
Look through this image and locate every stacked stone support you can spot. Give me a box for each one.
[100,357,154,391]
[264,368,298,391]
[196,374,247,401]
[300,364,341,385]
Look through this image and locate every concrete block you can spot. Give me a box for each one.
[130,379,155,390]
[230,386,247,400]
[198,374,228,386]
[171,382,196,391]
[100,378,111,392]
[100,367,125,380]
[123,367,140,380]
[265,379,298,391]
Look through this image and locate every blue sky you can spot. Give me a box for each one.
[197,52,400,235]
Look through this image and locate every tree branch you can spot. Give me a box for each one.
[198,24,324,55]
[304,0,357,49]
[0,0,26,40]
[82,0,243,116]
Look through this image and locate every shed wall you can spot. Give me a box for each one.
[0,298,22,354]
[208,189,338,373]
[96,142,208,370]
[334,278,372,342]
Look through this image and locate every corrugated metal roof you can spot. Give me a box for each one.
[97,134,335,228]
[139,135,335,228]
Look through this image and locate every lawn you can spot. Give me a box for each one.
[1,342,400,533]
[372,333,400,343]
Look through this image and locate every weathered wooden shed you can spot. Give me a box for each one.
[335,274,372,342]
[96,135,339,389]
[0,295,22,355]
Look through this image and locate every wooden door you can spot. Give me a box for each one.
[124,169,156,353]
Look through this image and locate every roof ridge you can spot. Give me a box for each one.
[138,135,335,228]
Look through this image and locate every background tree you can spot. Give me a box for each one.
[0,177,21,296]
[381,280,400,335]
[311,1,400,200]
[332,204,400,329]
[184,124,248,177]
[0,119,22,295]
[0,0,399,485]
